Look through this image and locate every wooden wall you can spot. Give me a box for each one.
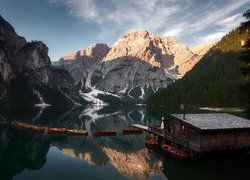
[200,130,250,151]
[164,119,201,152]
[162,118,250,152]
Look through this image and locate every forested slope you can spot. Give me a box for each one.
[147,24,249,110]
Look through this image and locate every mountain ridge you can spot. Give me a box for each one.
[57,31,212,105]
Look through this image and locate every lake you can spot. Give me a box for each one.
[0,105,250,180]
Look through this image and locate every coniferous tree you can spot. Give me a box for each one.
[239,8,250,117]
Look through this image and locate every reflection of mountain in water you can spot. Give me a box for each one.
[79,105,158,132]
[102,147,163,179]
[53,134,163,180]
[0,106,165,180]
[0,128,50,180]
[0,105,159,131]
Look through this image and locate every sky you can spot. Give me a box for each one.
[0,0,249,61]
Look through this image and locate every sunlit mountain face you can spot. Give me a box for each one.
[56,31,213,105]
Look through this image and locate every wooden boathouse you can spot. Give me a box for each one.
[133,113,250,153]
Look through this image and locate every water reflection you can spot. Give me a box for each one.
[53,135,163,179]
[0,128,49,180]
[1,105,250,180]
[0,105,165,180]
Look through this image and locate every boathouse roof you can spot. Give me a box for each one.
[171,113,250,130]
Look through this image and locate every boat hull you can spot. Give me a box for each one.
[122,128,143,135]
[66,129,88,136]
[92,130,116,137]
[11,121,89,136]
[145,135,158,149]
[161,143,191,160]
[48,128,67,134]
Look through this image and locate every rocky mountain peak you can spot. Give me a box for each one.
[0,15,26,84]
[0,15,26,54]
[105,31,177,68]
[57,31,213,105]
[13,41,51,71]
[116,31,176,46]
[61,43,109,62]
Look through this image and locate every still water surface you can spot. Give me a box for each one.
[0,106,249,180]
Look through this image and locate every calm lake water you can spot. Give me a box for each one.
[0,105,250,180]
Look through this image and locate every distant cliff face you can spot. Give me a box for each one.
[177,43,214,76]
[0,15,83,107]
[57,44,110,89]
[58,31,211,105]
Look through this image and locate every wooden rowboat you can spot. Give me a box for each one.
[48,128,66,134]
[92,130,116,137]
[66,129,88,136]
[122,128,143,135]
[29,125,45,133]
[12,121,45,133]
[11,121,89,136]
[145,135,158,149]
[161,143,191,160]
[12,121,32,129]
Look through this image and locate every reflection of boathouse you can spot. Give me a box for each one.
[148,113,250,153]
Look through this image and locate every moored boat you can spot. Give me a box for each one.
[66,129,88,136]
[122,128,143,135]
[12,121,33,129]
[145,135,158,149]
[12,121,45,133]
[161,143,191,160]
[29,125,45,133]
[92,130,116,136]
[11,121,89,136]
[48,128,67,134]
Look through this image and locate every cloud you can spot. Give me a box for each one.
[49,0,185,34]
[198,32,226,44]
[186,1,247,33]
[163,25,185,37]
[216,13,244,32]
[49,0,249,45]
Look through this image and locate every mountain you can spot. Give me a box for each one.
[0,15,84,107]
[181,43,214,75]
[57,31,211,105]
[147,24,250,110]
[0,15,212,106]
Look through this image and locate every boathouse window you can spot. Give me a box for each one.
[181,124,187,137]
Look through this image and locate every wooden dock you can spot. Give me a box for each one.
[131,124,149,131]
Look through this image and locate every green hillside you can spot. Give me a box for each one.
[147,24,249,111]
